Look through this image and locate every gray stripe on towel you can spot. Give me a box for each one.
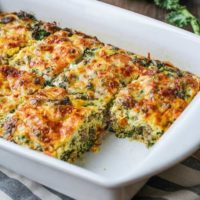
[182,157,200,171]
[147,176,200,195]
[0,170,41,200]
[44,186,74,200]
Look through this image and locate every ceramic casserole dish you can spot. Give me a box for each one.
[0,0,200,199]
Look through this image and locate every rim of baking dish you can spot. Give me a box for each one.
[0,0,200,189]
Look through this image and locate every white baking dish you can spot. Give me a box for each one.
[0,0,200,199]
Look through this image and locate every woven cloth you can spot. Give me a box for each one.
[0,150,199,200]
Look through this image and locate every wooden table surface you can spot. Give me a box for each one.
[99,0,200,33]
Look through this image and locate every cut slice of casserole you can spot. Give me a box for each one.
[0,65,44,125]
[9,30,103,84]
[110,62,200,146]
[0,11,59,63]
[53,45,144,105]
[0,87,105,162]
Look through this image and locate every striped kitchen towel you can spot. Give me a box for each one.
[135,150,200,200]
[0,150,200,200]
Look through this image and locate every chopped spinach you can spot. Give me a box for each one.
[16,135,29,144]
[31,68,39,74]
[75,93,90,100]
[17,11,35,20]
[82,48,97,60]
[86,82,94,91]
[60,150,74,161]
[44,79,52,86]
[32,29,51,40]
[175,89,187,99]
[58,97,72,105]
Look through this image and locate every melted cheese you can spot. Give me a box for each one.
[0,65,44,124]
[10,30,103,82]
[0,11,199,162]
[53,45,143,104]
[0,87,104,162]
[0,12,58,63]
[110,64,200,145]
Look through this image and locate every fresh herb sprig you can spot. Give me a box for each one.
[153,0,200,35]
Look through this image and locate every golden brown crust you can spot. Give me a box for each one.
[110,63,200,145]
[0,65,44,124]
[10,30,103,82]
[0,11,199,162]
[53,45,143,103]
[0,12,59,63]
[1,87,105,162]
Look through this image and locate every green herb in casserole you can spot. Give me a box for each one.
[0,11,59,64]
[9,29,103,83]
[0,87,105,162]
[110,63,200,146]
[0,11,199,164]
[0,65,44,126]
[52,45,144,105]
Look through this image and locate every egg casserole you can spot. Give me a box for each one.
[0,87,105,162]
[0,11,59,64]
[0,11,199,162]
[0,65,44,125]
[110,61,200,146]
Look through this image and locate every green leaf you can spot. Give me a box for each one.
[190,18,200,35]
[154,0,180,10]
[166,7,200,35]
[32,29,51,40]
[167,7,191,27]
